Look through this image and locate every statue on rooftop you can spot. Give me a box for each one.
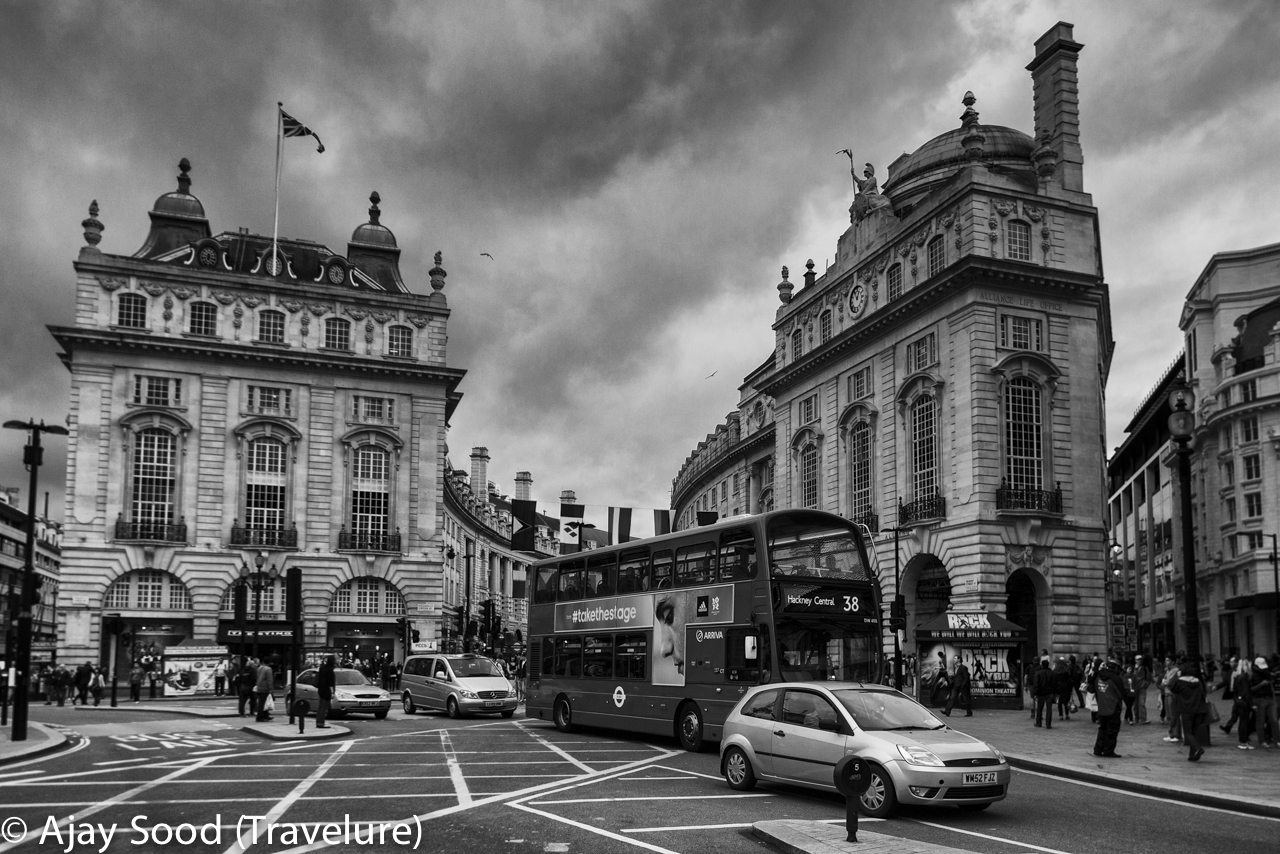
[839,150,892,220]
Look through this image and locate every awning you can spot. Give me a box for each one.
[915,611,1026,641]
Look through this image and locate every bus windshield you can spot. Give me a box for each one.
[775,618,880,683]
[767,515,871,582]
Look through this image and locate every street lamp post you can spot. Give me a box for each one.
[1166,379,1199,659]
[880,526,910,692]
[1238,532,1280,654]
[3,418,69,742]
[1107,542,1124,659]
[239,553,278,660]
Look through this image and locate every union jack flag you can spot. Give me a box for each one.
[280,107,324,153]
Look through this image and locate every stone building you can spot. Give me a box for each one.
[0,489,62,671]
[671,23,1114,660]
[48,159,550,674]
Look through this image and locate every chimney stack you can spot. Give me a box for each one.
[559,489,577,505]
[469,447,490,494]
[1027,21,1085,193]
[515,471,533,501]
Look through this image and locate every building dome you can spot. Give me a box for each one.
[151,157,206,220]
[350,191,397,248]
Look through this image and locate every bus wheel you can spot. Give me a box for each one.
[553,696,574,732]
[676,702,705,752]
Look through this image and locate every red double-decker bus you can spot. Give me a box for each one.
[524,509,883,750]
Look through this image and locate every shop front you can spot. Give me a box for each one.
[916,611,1026,710]
[216,619,298,670]
[327,620,399,668]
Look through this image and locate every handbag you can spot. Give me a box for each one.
[264,693,275,713]
[1084,691,1098,712]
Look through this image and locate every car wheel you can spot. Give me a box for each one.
[723,746,757,791]
[676,702,705,752]
[957,802,990,812]
[858,764,898,818]
[553,696,574,732]
[447,696,461,719]
[402,693,416,715]
[500,710,515,719]
[374,710,388,720]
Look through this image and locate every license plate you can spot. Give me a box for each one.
[963,771,998,785]
[483,700,502,708]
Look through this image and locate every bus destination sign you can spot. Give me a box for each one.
[776,583,878,625]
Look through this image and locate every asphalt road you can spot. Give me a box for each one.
[1,705,1277,854]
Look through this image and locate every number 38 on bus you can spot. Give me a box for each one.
[524,509,883,751]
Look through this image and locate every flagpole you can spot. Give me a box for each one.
[272,101,283,274]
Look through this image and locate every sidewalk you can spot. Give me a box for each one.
[755,690,1280,854]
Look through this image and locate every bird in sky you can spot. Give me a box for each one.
[705,370,717,379]
[480,252,494,260]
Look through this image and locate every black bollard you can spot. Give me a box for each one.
[149,676,157,699]
[110,673,118,707]
[833,755,872,843]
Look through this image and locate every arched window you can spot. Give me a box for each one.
[849,421,873,521]
[820,311,833,344]
[188,301,218,336]
[117,293,148,329]
[1007,220,1032,261]
[106,569,193,611]
[927,235,945,278]
[387,325,414,358]
[910,396,937,500]
[257,310,285,344]
[791,328,803,361]
[131,428,177,539]
[1004,377,1043,490]
[324,317,351,351]
[245,437,288,533]
[350,446,391,548]
[887,264,903,301]
[799,443,819,509]
[328,576,406,615]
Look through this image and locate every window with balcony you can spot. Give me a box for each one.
[927,235,945,278]
[387,325,414,358]
[245,436,287,532]
[911,396,938,502]
[132,375,182,408]
[188,301,218,337]
[849,420,874,526]
[124,428,181,541]
[257,310,285,344]
[346,446,393,551]
[324,317,351,351]
[1007,220,1032,261]
[117,293,147,329]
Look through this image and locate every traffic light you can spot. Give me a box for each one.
[285,566,303,623]
[233,583,248,624]
[22,572,43,608]
[888,617,906,631]
[411,629,421,644]
[480,600,493,636]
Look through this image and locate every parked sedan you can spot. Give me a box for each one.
[288,668,392,719]
[719,682,1009,817]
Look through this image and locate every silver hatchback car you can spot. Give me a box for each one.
[719,682,1009,817]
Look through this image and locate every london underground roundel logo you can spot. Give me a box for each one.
[613,686,627,708]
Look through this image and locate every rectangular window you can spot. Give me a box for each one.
[1186,329,1197,373]
[675,543,714,586]
[799,394,819,425]
[850,366,872,400]
[1226,498,1236,522]
[999,315,1043,351]
[1244,531,1265,550]
[615,634,647,680]
[583,635,613,679]
[800,444,819,508]
[927,236,945,277]
[820,311,833,343]
[651,550,673,590]
[258,311,285,344]
[617,551,649,593]
[911,397,938,499]
[909,333,936,372]
[137,570,164,610]
[887,265,902,301]
[1007,220,1032,261]
[1244,454,1261,481]
[355,577,379,614]
[1004,378,1043,490]
[387,326,413,358]
[553,636,583,677]
[1222,426,1233,449]
[105,581,129,610]
[117,294,147,329]
[849,421,873,517]
[248,385,292,416]
[1222,461,1234,486]
[188,302,218,336]
[1241,379,1258,403]
[352,396,395,424]
[1242,417,1259,443]
[718,529,757,581]
[324,318,351,351]
[133,375,182,407]
[1245,493,1262,518]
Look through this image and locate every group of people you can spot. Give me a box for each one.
[37,662,107,706]
[229,655,278,722]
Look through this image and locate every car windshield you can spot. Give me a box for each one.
[832,689,944,732]
[448,658,504,678]
[334,671,376,686]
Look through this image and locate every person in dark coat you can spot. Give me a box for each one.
[1053,657,1074,721]
[73,662,92,706]
[1032,657,1056,728]
[943,660,973,716]
[237,657,257,717]
[1091,659,1128,758]
[316,656,336,728]
[1169,656,1209,761]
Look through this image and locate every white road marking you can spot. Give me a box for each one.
[523,726,596,773]
[0,769,42,778]
[439,730,472,806]
[905,817,1076,854]
[511,801,681,854]
[220,740,353,854]
[623,817,885,834]
[531,793,773,804]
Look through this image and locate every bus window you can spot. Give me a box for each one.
[558,557,586,601]
[718,528,757,581]
[583,635,613,678]
[615,634,647,679]
[533,567,558,604]
[554,636,583,677]
[617,550,649,593]
[675,543,713,586]
[585,552,617,597]
[652,550,673,589]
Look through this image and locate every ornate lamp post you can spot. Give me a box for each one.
[1166,379,1199,659]
[239,553,279,660]
[1107,542,1124,659]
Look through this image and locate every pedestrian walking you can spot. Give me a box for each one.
[944,660,973,717]
[1091,659,1128,758]
[1069,655,1085,711]
[128,663,144,702]
[1224,656,1255,749]
[315,655,335,729]
[1032,657,1056,728]
[1249,656,1277,748]
[1052,657,1073,721]
[255,657,274,722]
[1131,655,1152,724]
[1160,656,1183,743]
[73,662,92,706]
[1170,656,1209,761]
[89,666,105,706]
[237,656,257,717]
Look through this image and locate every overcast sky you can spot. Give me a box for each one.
[2,0,1279,524]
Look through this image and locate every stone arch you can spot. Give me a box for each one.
[1005,566,1051,656]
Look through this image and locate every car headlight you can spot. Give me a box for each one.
[987,743,1007,764]
[897,744,945,766]
[335,690,356,701]
[506,689,517,698]
[459,688,478,699]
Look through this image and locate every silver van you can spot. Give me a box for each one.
[401,653,519,718]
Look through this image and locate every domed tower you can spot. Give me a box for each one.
[134,158,211,258]
[346,191,408,294]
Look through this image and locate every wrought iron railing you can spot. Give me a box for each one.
[850,512,880,534]
[898,494,945,525]
[996,481,1063,513]
[114,515,188,543]
[337,528,402,552]
[229,522,299,549]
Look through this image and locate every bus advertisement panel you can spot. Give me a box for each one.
[525,510,882,751]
